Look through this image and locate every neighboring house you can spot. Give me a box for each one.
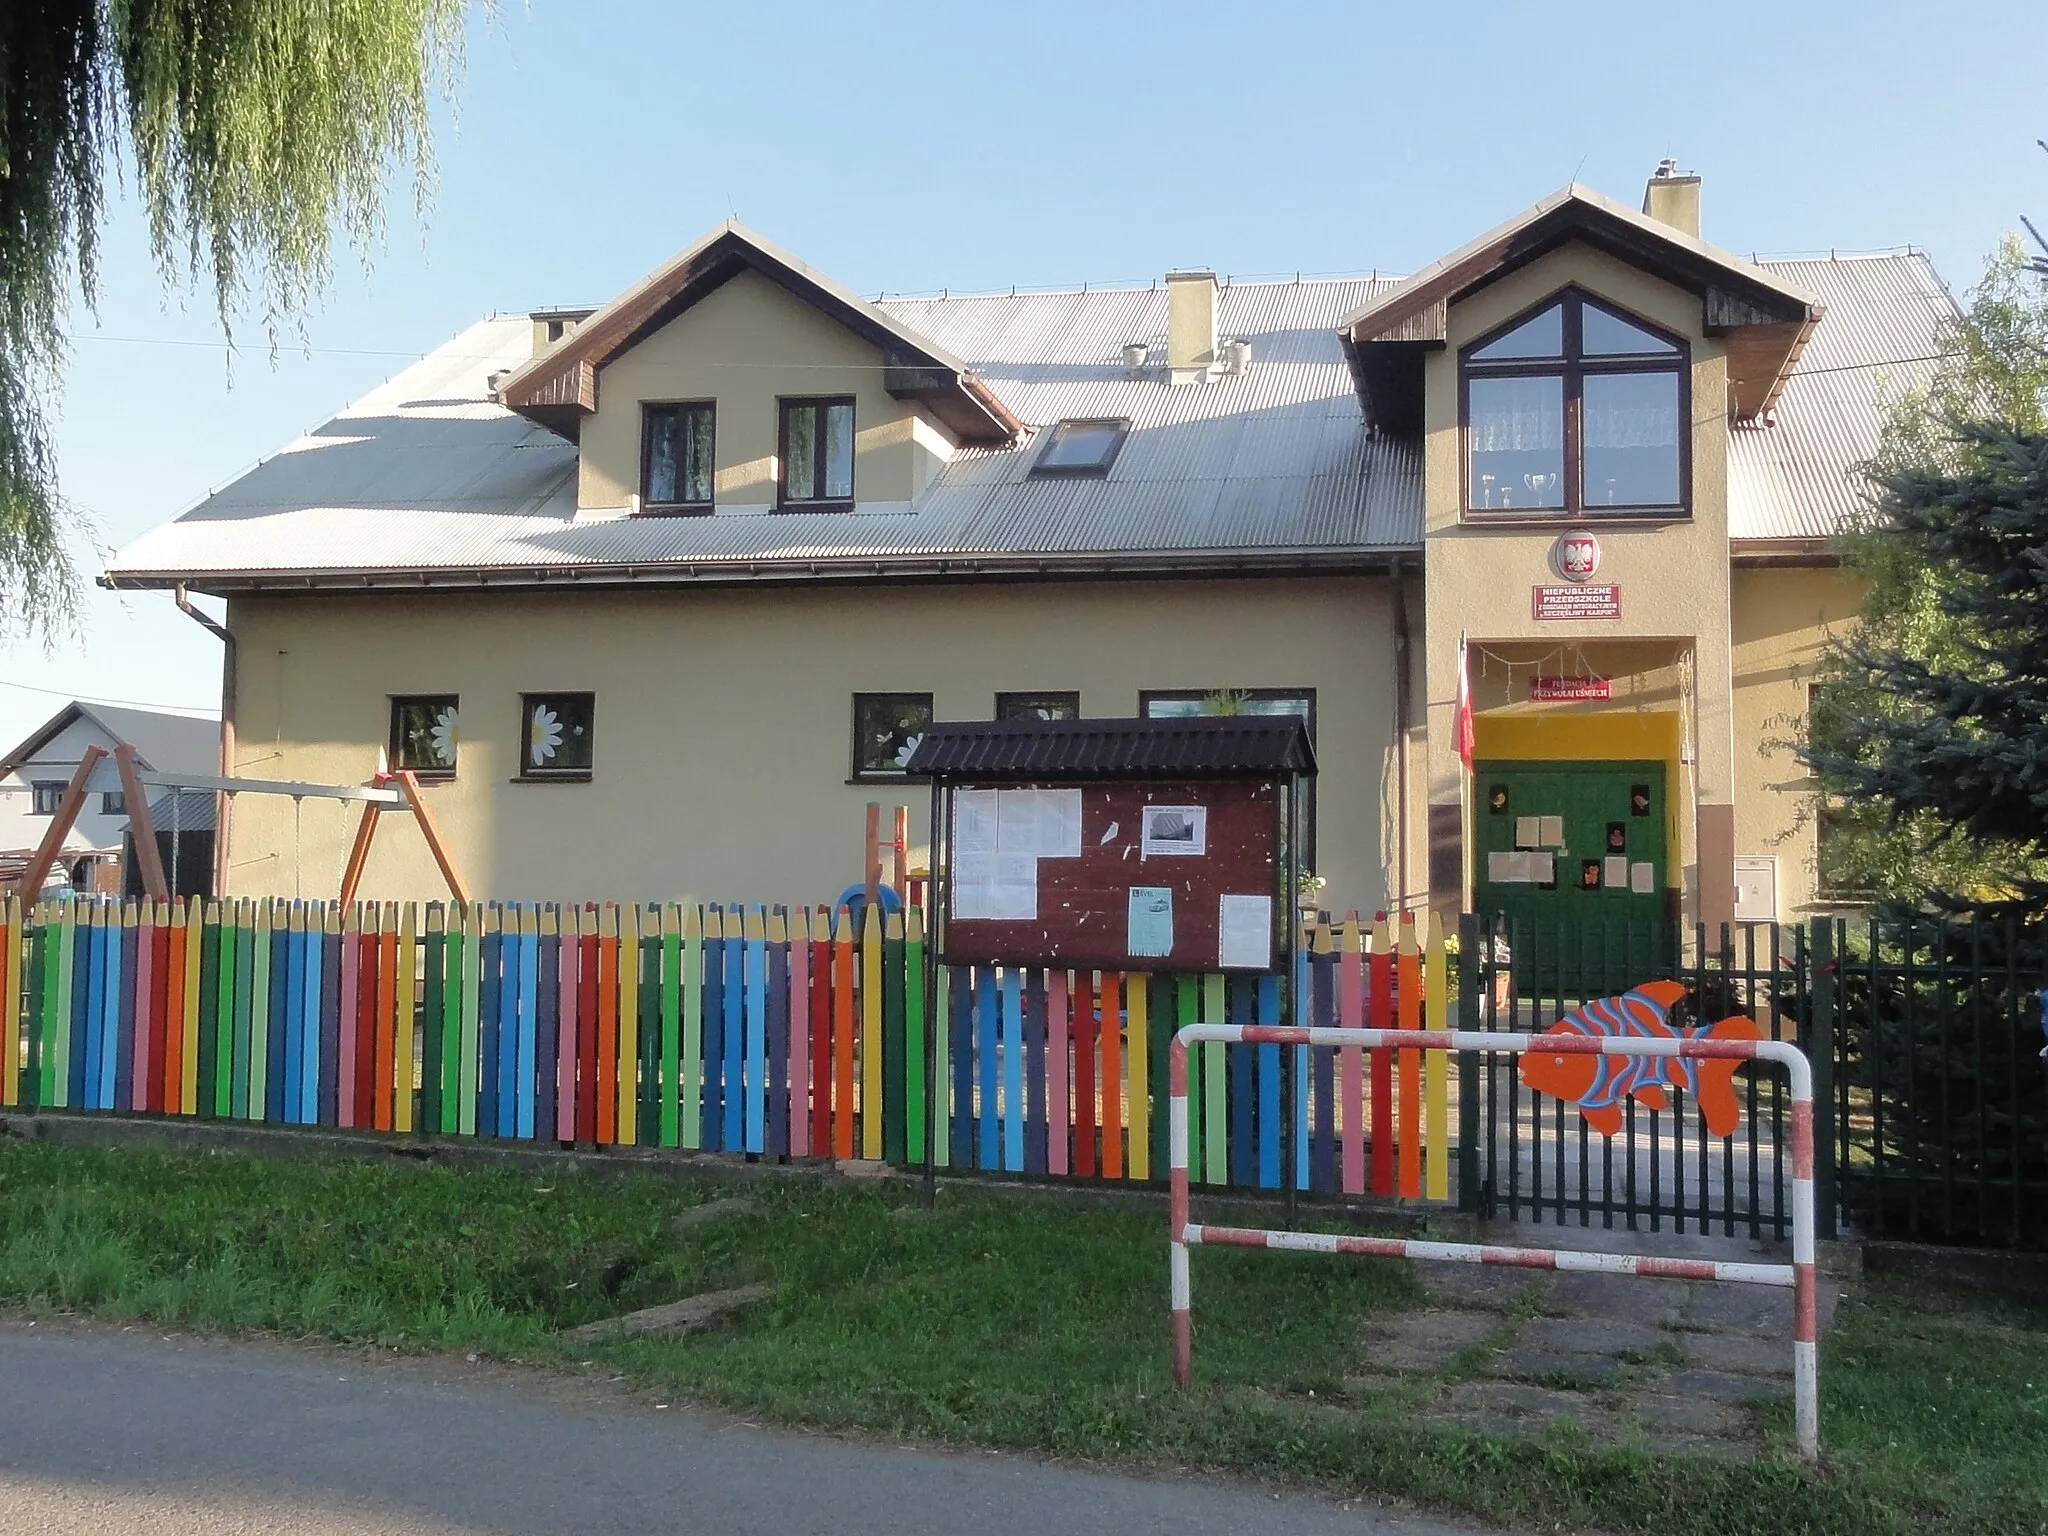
[0,701,222,893]
[102,166,1953,930]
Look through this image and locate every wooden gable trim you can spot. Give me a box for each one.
[1343,194,1824,429]
[497,228,1020,447]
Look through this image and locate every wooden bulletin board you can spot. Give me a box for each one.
[938,778,1284,973]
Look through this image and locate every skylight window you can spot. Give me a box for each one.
[1031,418,1129,476]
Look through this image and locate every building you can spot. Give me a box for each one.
[0,700,222,894]
[101,168,1953,930]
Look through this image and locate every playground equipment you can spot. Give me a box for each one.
[2,745,469,905]
[1168,1021,1820,1462]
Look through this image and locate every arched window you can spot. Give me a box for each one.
[1461,290,1688,517]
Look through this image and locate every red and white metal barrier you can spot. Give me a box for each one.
[1168,1023,1820,1462]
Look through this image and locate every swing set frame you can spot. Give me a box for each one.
[3,744,470,905]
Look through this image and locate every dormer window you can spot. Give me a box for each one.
[1462,290,1686,518]
[641,402,715,512]
[779,396,855,509]
[1032,418,1129,476]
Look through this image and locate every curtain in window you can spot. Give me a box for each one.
[1468,376,1563,451]
[1583,372,1679,449]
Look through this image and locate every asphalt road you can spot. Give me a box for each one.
[0,1321,1480,1535]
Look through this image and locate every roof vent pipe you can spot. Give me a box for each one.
[1221,337,1252,375]
[1121,342,1149,374]
[1166,269,1219,384]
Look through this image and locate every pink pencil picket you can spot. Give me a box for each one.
[1046,969,1069,1176]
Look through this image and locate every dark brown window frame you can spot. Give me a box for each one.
[995,690,1081,721]
[388,694,460,782]
[101,790,126,816]
[30,781,65,816]
[850,691,933,783]
[517,691,596,783]
[1139,688,1318,866]
[1029,417,1131,477]
[777,395,856,511]
[1459,286,1690,524]
[638,400,717,514]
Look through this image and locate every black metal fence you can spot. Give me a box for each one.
[1456,915,1809,1240]
[1820,914,2048,1250]
[1454,912,2048,1252]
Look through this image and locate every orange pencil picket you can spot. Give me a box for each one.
[1396,912,1423,1200]
[831,907,855,1160]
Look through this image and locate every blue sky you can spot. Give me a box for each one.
[3,0,2039,747]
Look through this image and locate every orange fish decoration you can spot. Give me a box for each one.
[1517,980,1763,1138]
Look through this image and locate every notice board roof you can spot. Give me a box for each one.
[904,716,1317,782]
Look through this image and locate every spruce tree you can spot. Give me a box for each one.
[1806,421,2048,903]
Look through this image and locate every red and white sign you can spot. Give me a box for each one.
[1529,675,1614,702]
[1533,584,1622,620]
[1555,529,1602,581]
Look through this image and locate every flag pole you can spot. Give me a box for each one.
[1456,631,1472,914]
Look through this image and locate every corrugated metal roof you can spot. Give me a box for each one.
[106,279,1416,586]
[904,716,1317,780]
[1729,252,1957,539]
[103,248,1950,586]
[148,786,218,833]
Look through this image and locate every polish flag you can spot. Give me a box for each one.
[1455,633,1475,772]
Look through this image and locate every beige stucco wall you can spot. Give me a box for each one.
[576,268,953,512]
[1415,240,1738,924]
[222,577,1400,912]
[1730,565,1866,915]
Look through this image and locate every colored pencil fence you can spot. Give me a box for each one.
[0,895,1455,1198]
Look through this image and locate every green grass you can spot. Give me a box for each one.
[0,1141,2043,1535]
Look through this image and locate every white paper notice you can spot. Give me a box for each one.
[997,791,1041,855]
[1528,852,1556,885]
[1218,894,1274,970]
[1127,886,1174,958]
[1604,855,1628,888]
[1514,816,1540,849]
[953,790,998,855]
[1142,804,1207,857]
[1487,850,1520,883]
[1539,815,1567,848]
[952,851,996,920]
[990,852,1039,921]
[1630,861,1656,895]
[1044,789,1083,857]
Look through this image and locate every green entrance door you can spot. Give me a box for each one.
[1473,760,1672,994]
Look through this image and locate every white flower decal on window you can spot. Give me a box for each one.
[529,704,564,765]
[892,733,922,770]
[428,706,459,766]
